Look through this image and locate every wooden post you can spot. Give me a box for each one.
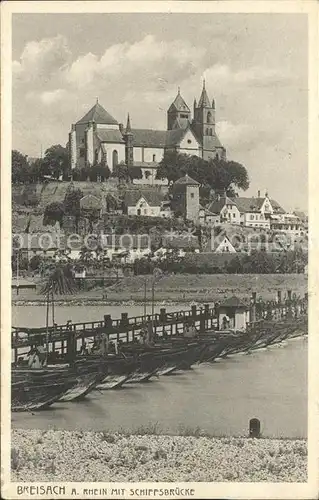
[151,280,155,318]
[191,305,197,321]
[250,293,256,324]
[159,308,166,324]
[121,312,128,326]
[143,278,147,319]
[104,314,112,329]
[215,302,220,330]
[287,290,292,318]
[249,418,261,438]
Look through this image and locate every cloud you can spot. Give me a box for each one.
[40,89,68,105]
[65,35,206,89]
[204,64,292,89]
[216,120,283,151]
[216,120,256,149]
[13,34,71,85]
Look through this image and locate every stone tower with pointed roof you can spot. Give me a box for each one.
[192,80,222,161]
[172,174,200,223]
[167,88,191,130]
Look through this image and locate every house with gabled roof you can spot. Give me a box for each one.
[204,191,286,229]
[123,189,170,218]
[207,194,241,225]
[68,82,226,181]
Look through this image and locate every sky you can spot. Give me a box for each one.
[12,13,308,212]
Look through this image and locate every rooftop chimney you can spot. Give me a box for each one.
[119,123,124,133]
[257,190,260,198]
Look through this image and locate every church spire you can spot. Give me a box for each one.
[125,113,132,134]
[198,80,211,108]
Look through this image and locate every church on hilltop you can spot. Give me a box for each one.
[68,82,226,184]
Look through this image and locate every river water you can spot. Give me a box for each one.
[12,305,307,438]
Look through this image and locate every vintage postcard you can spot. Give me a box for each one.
[1,1,318,499]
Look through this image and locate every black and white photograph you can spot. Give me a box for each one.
[1,1,318,498]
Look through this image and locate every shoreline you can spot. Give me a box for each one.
[12,298,204,307]
[11,428,307,482]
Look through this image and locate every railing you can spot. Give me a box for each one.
[11,290,308,364]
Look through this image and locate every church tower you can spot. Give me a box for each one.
[167,88,191,130]
[124,113,134,167]
[193,81,217,160]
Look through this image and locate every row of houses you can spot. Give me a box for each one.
[79,179,307,237]
[13,226,307,267]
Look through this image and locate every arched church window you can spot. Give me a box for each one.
[207,111,212,124]
[112,150,118,168]
[152,154,156,162]
[206,128,209,135]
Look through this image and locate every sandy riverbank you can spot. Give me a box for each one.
[11,429,307,482]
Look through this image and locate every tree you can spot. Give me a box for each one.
[28,158,45,182]
[79,246,94,266]
[129,166,143,180]
[42,144,70,180]
[64,187,84,232]
[111,162,130,181]
[12,150,29,184]
[89,163,111,182]
[29,254,43,271]
[72,166,91,181]
[64,188,83,217]
[209,158,249,195]
[157,152,250,198]
[43,201,65,227]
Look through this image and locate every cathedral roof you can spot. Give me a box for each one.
[130,127,197,149]
[76,102,118,125]
[165,128,190,147]
[168,89,190,113]
[131,129,168,148]
[96,130,125,144]
[198,81,211,108]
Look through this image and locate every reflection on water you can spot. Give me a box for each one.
[11,304,307,438]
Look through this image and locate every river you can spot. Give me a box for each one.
[12,305,308,438]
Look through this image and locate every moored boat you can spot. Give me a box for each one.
[11,379,75,412]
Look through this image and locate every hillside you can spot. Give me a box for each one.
[12,180,120,210]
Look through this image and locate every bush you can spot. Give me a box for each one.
[43,201,65,226]
[29,254,42,271]
[89,163,111,182]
